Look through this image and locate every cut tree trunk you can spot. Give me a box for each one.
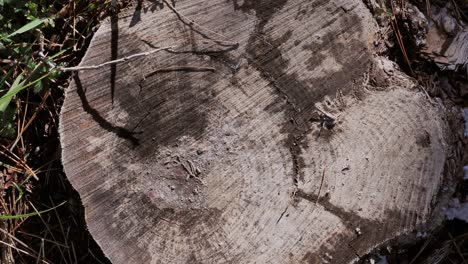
[59,1,460,263]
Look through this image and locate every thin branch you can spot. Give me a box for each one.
[0,228,41,256]
[449,232,468,264]
[0,240,49,264]
[59,46,175,72]
[409,235,432,264]
[0,146,38,181]
[10,91,50,151]
[37,52,56,69]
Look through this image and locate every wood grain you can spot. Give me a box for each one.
[60,0,457,263]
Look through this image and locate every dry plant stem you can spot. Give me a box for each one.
[0,240,48,264]
[10,92,50,151]
[449,233,468,264]
[0,228,41,258]
[425,0,431,18]
[49,197,69,261]
[88,249,107,264]
[0,147,38,181]
[17,231,68,248]
[73,0,76,51]
[59,46,175,72]
[409,236,432,264]
[38,52,55,69]
[390,2,413,75]
[28,202,68,262]
[0,182,14,264]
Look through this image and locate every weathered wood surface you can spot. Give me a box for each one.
[424,5,468,76]
[60,1,456,263]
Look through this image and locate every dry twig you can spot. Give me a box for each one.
[59,46,175,72]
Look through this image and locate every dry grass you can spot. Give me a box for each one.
[0,0,132,263]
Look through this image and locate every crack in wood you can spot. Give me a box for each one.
[295,189,400,262]
[238,0,313,188]
[295,189,360,229]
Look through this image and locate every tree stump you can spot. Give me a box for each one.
[60,0,458,263]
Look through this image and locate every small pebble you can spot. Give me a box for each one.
[355,227,362,236]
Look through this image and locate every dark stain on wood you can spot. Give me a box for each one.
[416,131,432,148]
[88,165,225,263]
[129,0,165,27]
[303,13,370,93]
[295,189,409,262]
[302,251,320,263]
[115,63,215,158]
[233,0,370,185]
[235,0,312,185]
[231,0,289,29]
[186,252,201,264]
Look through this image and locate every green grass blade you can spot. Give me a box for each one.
[0,71,51,112]
[0,201,66,220]
[12,182,24,203]
[0,73,24,112]
[50,47,71,60]
[7,18,52,38]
